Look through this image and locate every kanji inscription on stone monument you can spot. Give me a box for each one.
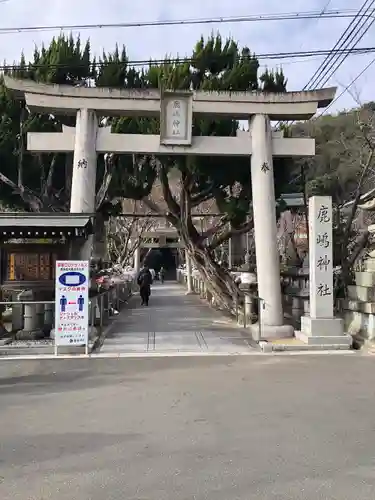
[309,196,333,318]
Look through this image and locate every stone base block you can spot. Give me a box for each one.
[344,310,375,342]
[348,284,375,302]
[250,322,294,341]
[363,259,375,272]
[355,271,375,287]
[185,291,196,296]
[297,316,352,348]
[295,330,352,347]
[300,316,344,337]
[15,329,44,341]
[345,299,375,314]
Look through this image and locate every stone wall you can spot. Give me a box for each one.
[177,267,311,328]
[282,268,375,346]
[281,270,309,329]
[339,258,375,346]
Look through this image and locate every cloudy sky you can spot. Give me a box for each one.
[1,0,374,113]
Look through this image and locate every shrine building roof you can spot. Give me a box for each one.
[0,213,93,238]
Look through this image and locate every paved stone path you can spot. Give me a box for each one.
[100,282,257,354]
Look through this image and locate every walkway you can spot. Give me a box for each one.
[99,283,257,354]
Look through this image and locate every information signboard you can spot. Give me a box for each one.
[160,91,193,146]
[54,260,89,350]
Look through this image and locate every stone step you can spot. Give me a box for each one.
[363,259,375,272]
[344,299,375,314]
[300,316,344,337]
[348,285,375,302]
[344,310,375,342]
[265,342,353,352]
[296,330,352,347]
[354,271,375,287]
[0,345,90,356]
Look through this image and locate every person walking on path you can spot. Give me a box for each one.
[159,266,165,283]
[137,265,153,306]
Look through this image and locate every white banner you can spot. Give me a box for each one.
[54,260,89,347]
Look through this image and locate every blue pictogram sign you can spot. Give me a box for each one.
[58,271,86,287]
[77,295,85,311]
[60,295,67,312]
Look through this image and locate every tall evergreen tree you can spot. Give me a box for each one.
[0,34,93,210]
[0,33,290,309]
[98,34,290,310]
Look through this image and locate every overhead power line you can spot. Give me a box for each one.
[295,1,333,55]
[305,0,375,89]
[318,54,375,117]
[276,0,375,127]
[303,0,373,89]
[3,47,375,71]
[286,54,375,187]
[0,9,372,35]
[316,7,375,88]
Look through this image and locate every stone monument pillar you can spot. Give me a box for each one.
[296,196,351,347]
[249,114,293,339]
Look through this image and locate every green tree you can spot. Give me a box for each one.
[0,33,290,310]
[289,103,375,297]
[0,34,94,210]
[98,34,290,310]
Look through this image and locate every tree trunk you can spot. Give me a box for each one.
[93,214,109,260]
[142,164,243,314]
[181,231,241,314]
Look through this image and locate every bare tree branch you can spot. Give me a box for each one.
[0,171,43,211]
[156,160,181,218]
[95,153,114,209]
[42,154,57,201]
[200,216,230,240]
[190,182,215,207]
[108,202,157,267]
[209,218,253,251]
[348,230,369,268]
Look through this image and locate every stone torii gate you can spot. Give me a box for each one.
[133,227,183,271]
[5,77,335,339]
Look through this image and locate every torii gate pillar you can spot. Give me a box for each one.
[250,114,293,339]
[70,109,98,213]
[70,109,98,260]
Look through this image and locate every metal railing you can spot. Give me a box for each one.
[177,268,248,322]
[177,269,267,341]
[0,281,133,336]
[88,282,133,329]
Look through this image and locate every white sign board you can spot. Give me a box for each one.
[309,196,333,318]
[54,260,89,347]
[160,92,192,146]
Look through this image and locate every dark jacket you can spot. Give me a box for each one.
[137,269,153,288]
